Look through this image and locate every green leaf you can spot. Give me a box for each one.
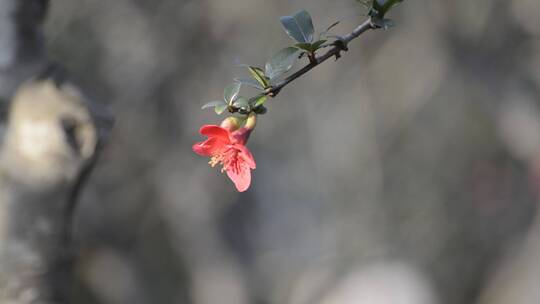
[223,82,241,104]
[280,10,315,43]
[294,43,313,51]
[247,66,270,89]
[294,40,327,53]
[233,97,250,111]
[370,0,403,18]
[215,104,228,115]
[202,100,226,110]
[319,21,340,39]
[325,21,340,33]
[382,0,404,11]
[294,42,324,53]
[265,47,300,80]
[250,94,267,108]
[311,39,327,50]
[234,77,263,90]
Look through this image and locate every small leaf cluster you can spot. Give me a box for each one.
[279,10,335,60]
[202,10,338,116]
[358,0,403,29]
[202,80,268,115]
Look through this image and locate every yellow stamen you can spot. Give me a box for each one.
[209,155,227,173]
[209,156,220,167]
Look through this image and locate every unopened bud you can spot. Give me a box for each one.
[244,112,257,131]
[220,116,243,131]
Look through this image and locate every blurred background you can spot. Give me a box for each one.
[42,0,540,303]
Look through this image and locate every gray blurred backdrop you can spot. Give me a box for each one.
[43,0,540,303]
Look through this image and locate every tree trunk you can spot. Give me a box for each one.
[0,0,112,302]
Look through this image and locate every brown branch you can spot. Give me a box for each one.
[266,18,377,97]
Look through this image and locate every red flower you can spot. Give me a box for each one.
[193,125,256,192]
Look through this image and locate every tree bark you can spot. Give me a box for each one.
[0,0,112,302]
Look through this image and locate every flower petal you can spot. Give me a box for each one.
[230,128,251,145]
[199,125,231,142]
[226,163,252,192]
[236,145,256,169]
[192,137,226,156]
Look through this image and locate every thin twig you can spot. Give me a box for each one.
[267,18,377,97]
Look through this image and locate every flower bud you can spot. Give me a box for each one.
[244,112,257,131]
[220,116,243,132]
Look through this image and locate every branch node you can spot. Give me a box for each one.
[330,38,349,61]
[333,38,349,52]
[308,52,317,64]
[370,17,384,29]
[265,87,277,97]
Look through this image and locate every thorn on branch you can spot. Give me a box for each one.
[332,38,349,60]
[333,39,349,52]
